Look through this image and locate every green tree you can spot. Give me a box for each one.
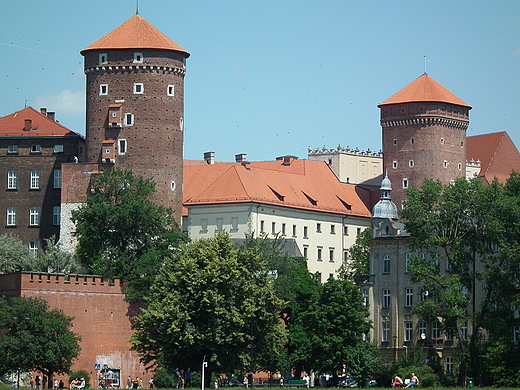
[0,296,81,387]
[0,234,38,274]
[131,232,286,383]
[400,174,520,386]
[339,228,372,283]
[37,236,80,274]
[288,277,374,380]
[71,167,188,300]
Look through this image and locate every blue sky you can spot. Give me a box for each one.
[2,0,520,162]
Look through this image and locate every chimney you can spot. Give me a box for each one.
[40,108,47,116]
[24,119,32,131]
[276,155,299,166]
[235,153,247,163]
[204,151,215,165]
[47,112,56,121]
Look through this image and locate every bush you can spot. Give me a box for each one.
[153,368,173,388]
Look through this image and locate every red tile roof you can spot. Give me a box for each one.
[378,74,471,108]
[466,132,520,184]
[81,14,189,56]
[183,159,372,217]
[0,107,82,137]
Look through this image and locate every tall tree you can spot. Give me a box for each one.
[339,228,372,283]
[0,296,81,387]
[71,167,188,300]
[0,234,38,274]
[37,236,80,274]
[400,174,520,385]
[131,232,286,382]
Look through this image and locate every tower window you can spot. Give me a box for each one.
[440,138,445,145]
[171,181,176,191]
[458,163,462,170]
[403,178,408,189]
[393,139,397,146]
[392,161,398,169]
[411,138,415,144]
[443,160,449,168]
[461,141,464,148]
[125,113,134,126]
[134,52,143,63]
[134,83,144,94]
[100,84,108,95]
[118,139,127,155]
[409,160,414,167]
[99,53,107,64]
[167,85,175,96]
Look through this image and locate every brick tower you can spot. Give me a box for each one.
[378,74,471,207]
[80,14,189,222]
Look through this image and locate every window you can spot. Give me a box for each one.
[343,250,348,264]
[329,248,334,262]
[53,145,64,153]
[316,272,322,284]
[53,206,61,226]
[6,207,16,226]
[231,217,239,231]
[260,220,265,233]
[382,322,391,342]
[445,356,453,374]
[125,113,134,126]
[393,139,397,146]
[343,225,348,235]
[419,322,427,339]
[281,223,286,236]
[403,178,408,189]
[316,223,322,233]
[405,253,413,272]
[201,218,208,233]
[383,255,390,273]
[330,224,335,234]
[392,161,398,169]
[271,221,276,234]
[7,145,18,154]
[445,327,454,341]
[134,52,143,63]
[458,163,462,170]
[7,170,17,190]
[303,245,308,259]
[29,207,40,226]
[292,224,297,237]
[134,83,144,94]
[405,288,413,307]
[317,246,323,261]
[405,322,413,342]
[382,289,390,308]
[357,227,361,236]
[30,170,40,189]
[443,160,449,169]
[167,85,175,96]
[216,218,223,232]
[31,145,41,153]
[100,84,108,95]
[118,139,127,155]
[170,181,176,191]
[440,138,445,145]
[431,321,440,339]
[362,289,369,306]
[461,321,468,340]
[99,53,107,64]
[409,160,414,167]
[53,170,62,189]
[411,138,415,144]
[303,226,308,238]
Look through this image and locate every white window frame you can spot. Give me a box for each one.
[382,322,391,342]
[99,53,107,64]
[405,288,413,307]
[125,113,134,126]
[445,356,453,374]
[134,52,143,63]
[100,84,108,95]
[31,145,41,153]
[7,145,18,154]
[216,218,223,232]
[392,161,398,169]
[118,139,127,155]
[231,217,239,231]
[134,83,144,94]
[409,160,414,167]
[403,178,408,189]
[53,169,62,189]
[431,321,440,339]
[29,207,40,226]
[7,170,17,190]
[419,321,427,339]
[53,145,64,153]
[30,170,41,189]
[52,206,61,226]
[382,289,391,308]
[167,85,175,96]
[405,322,413,342]
[383,255,390,273]
[29,241,39,257]
[7,207,16,226]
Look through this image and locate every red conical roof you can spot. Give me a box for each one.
[378,74,470,108]
[81,14,189,57]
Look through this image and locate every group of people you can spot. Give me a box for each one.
[392,373,419,388]
[126,376,143,389]
[70,378,86,390]
[173,368,192,389]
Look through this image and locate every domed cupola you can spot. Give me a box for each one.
[372,172,398,220]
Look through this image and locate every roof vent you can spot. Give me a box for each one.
[235,153,247,163]
[204,151,215,165]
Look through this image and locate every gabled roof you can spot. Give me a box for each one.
[81,14,189,57]
[0,107,82,137]
[467,132,520,184]
[378,74,471,108]
[183,159,371,217]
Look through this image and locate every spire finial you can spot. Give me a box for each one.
[423,56,427,75]
[136,0,139,14]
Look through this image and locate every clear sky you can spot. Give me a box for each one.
[2,0,520,162]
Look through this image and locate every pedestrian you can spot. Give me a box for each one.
[185,368,191,388]
[127,376,132,389]
[149,378,154,389]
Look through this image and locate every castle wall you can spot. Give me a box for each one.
[0,272,152,385]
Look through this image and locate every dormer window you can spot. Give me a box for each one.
[134,52,143,63]
[99,53,107,64]
[134,83,144,94]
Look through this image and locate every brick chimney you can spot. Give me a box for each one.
[47,112,56,121]
[24,119,32,131]
[204,151,215,165]
[40,108,47,116]
[235,153,247,163]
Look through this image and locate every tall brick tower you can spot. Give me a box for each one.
[378,74,471,208]
[80,14,189,222]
